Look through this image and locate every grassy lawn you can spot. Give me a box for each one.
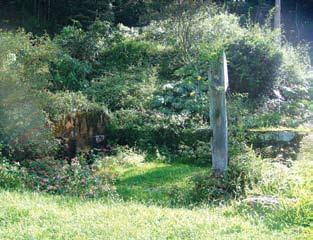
[115,162,207,205]
[0,135,312,239]
[0,190,308,240]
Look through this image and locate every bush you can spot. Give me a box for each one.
[276,44,311,100]
[0,145,25,189]
[43,91,108,122]
[227,30,282,97]
[189,146,263,202]
[25,157,116,198]
[0,161,25,190]
[107,110,183,149]
[152,79,209,116]
[54,21,121,63]
[49,54,92,91]
[107,109,210,153]
[85,69,157,111]
[100,39,166,71]
[0,30,59,161]
[178,141,211,166]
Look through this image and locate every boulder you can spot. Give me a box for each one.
[259,131,297,143]
[245,196,279,208]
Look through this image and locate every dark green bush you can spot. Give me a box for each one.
[85,69,157,111]
[0,161,25,190]
[107,109,212,166]
[227,36,282,98]
[49,54,92,91]
[100,39,164,70]
[152,79,209,116]
[43,91,108,122]
[107,110,182,149]
[178,141,211,166]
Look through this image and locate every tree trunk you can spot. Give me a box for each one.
[209,51,229,176]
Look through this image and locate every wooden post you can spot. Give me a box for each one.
[274,0,281,44]
[209,51,229,176]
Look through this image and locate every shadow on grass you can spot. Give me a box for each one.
[115,163,207,206]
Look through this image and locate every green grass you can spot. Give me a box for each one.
[0,135,312,239]
[0,190,308,240]
[115,162,206,205]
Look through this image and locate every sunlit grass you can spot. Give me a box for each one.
[115,162,206,205]
[0,190,305,240]
[0,133,312,239]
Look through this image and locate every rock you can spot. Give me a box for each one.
[245,196,280,208]
[259,131,297,143]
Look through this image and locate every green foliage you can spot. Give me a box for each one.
[49,54,92,91]
[43,91,107,122]
[108,109,210,157]
[0,145,25,189]
[190,146,263,202]
[55,21,122,63]
[107,110,181,149]
[0,161,24,190]
[152,80,209,116]
[277,44,311,100]
[227,28,282,97]
[238,134,313,233]
[25,157,116,198]
[100,39,165,70]
[0,30,58,160]
[86,69,157,111]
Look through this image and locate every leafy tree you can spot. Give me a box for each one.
[0,30,58,160]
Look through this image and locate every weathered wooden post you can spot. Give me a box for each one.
[208,51,229,176]
[274,0,281,44]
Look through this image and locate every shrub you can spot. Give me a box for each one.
[227,28,282,98]
[189,146,263,202]
[54,21,121,63]
[85,69,157,111]
[100,39,166,71]
[0,161,25,190]
[107,109,210,155]
[152,79,209,116]
[0,30,59,161]
[276,44,311,100]
[49,54,92,91]
[178,141,211,166]
[43,91,108,122]
[107,110,182,149]
[0,145,25,189]
[25,157,116,198]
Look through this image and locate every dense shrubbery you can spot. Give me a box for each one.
[227,30,282,97]
[86,69,157,111]
[0,31,59,160]
[43,91,108,122]
[0,145,25,189]
[24,157,116,198]
[189,146,264,202]
[0,4,311,203]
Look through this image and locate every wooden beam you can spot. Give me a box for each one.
[209,51,229,175]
